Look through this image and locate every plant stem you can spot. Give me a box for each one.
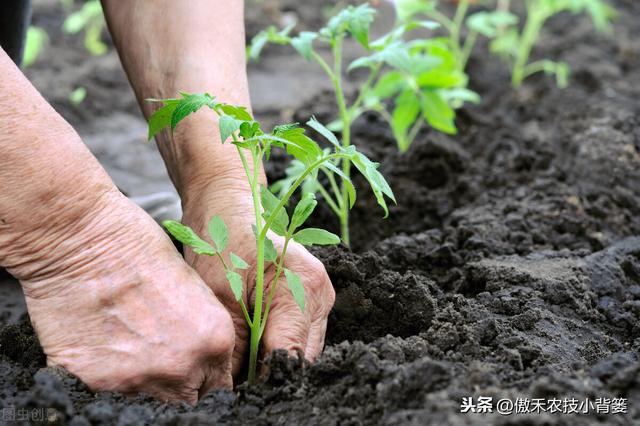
[512,2,546,88]
[247,148,265,384]
[451,0,470,70]
[260,153,348,241]
[258,237,291,338]
[459,29,478,71]
[331,36,352,246]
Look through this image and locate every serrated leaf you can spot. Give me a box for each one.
[290,193,317,232]
[226,270,244,301]
[219,104,253,121]
[346,3,375,49]
[239,121,261,139]
[291,31,317,60]
[293,228,341,246]
[261,186,289,236]
[162,220,216,255]
[284,269,305,312]
[148,102,179,140]
[219,114,242,142]
[307,117,341,148]
[171,93,217,130]
[208,216,229,253]
[264,237,278,262]
[321,161,356,208]
[273,127,323,166]
[352,152,395,217]
[230,253,249,269]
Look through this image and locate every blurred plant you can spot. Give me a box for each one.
[69,86,87,105]
[489,0,615,88]
[249,3,473,243]
[148,93,393,382]
[398,0,615,88]
[395,0,518,72]
[22,26,49,68]
[62,0,108,56]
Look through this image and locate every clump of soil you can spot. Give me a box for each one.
[1,0,639,424]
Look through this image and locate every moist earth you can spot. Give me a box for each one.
[1,0,639,425]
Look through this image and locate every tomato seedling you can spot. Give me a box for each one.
[147,93,394,383]
[488,0,615,87]
[249,3,475,243]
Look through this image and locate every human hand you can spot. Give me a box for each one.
[181,178,336,378]
[13,190,235,404]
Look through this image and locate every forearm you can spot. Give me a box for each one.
[0,48,116,276]
[101,0,262,202]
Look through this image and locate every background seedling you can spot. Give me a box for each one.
[23,26,49,68]
[148,93,394,383]
[489,0,615,88]
[249,2,476,244]
[62,0,108,56]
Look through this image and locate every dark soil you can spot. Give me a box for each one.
[1,0,640,425]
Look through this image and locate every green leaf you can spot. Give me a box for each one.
[171,93,217,130]
[291,31,317,60]
[352,152,396,217]
[293,228,341,246]
[322,3,375,48]
[226,270,244,301]
[264,237,278,263]
[391,89,421,152]
[23,26,49,68]
[148,101,178,140]
[441,88,481,109]
[208,216,229,253]
[69,87,87,106]
[467,11,518,38]
[416,69,467,89]
[322,162,357,208]
[372,71,406,99]
[248,25,294,60]
[421,90,457,134]
[346,3,376,49]
[290,193,317,232]
[284,269,305,312]
[162,220,216,255]
[394,0,436,21]
[219,104,253,121]
[219,114,242,142]
[230,253,249,270]
[261,186,289,236]
[273,126,323,166]
[307,117,341,148]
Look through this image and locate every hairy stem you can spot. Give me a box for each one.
[247,147,265,384]
[258,236,291,338]
[331,36,352,246]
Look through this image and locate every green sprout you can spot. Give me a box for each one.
[147,93,394,383]
[62,0,108,56]
[489,0,615,88]
[396,0,522,73]
[249,3,476,244]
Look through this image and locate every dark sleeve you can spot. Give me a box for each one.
[0,0,32,66]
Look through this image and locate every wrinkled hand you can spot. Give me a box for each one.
[17,190,235,404]
[182,180,336,377]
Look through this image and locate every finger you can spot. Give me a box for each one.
[305,315,328,361]
[261,277,311,360]
[199,357,233,400]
